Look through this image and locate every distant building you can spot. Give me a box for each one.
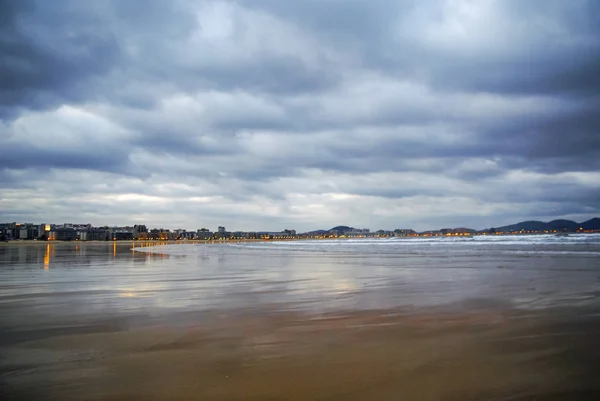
[255,230,297,239]
[79,229,109,241]
[213,226,230,239]
[62,223,91,231]
[343,228,370,237]
[346,228,369,234]
[114,232,134,240]
[173,229,194,239]
[148,229,175,240]
[18,223,44,240]
[196,229,213,240]
[180,231,196,240]
[49,227,78,241]
[133,225,148,240]
[0,223,16,239]
[0,223,48,240]
[394,229,416,236]
[231,231,251,239]
[108,227,135,241]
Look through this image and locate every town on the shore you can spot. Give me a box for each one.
[1,218,599,242]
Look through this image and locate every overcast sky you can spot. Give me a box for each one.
[1,0,599,231]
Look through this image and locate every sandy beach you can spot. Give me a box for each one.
[2,238,600,400]
[3,305,600,401]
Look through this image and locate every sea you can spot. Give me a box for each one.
[2,234,600,400]
[1,234,600,332]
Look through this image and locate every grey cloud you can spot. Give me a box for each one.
[0,145,127,173]
[0,0,121,119]
[178,56,340,96]
[245,0,600,96]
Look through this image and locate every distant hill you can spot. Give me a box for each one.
[581,218,600,230]
[329,226,353,233]
[484,220,545,232]
[453,227,477,233]
[485,218,598,233]
[546,219,580,231]
[307,226,353,235]
[306,229,329,235]
[306,218,600,236]
[420,227,476,234]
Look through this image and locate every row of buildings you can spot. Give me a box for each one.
[10,222,585,242]
[309,228,419,238]
[0,223,299,242]
[0,223,50,241]
[0,222,472,242]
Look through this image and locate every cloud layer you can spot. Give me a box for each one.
[1,0,599,231]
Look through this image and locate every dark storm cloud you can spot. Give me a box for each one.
[0,169,17,186]
[178,55,340,96]
[0,0,121,119]
[0,145,127,172]
[476,99,600,173]
[449,0,600,96]
[1,0,599,230]
[0,0,342,121]
[245,0,600,96]
[242,0,403,44]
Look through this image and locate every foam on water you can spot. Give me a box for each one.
[137,234,600,257]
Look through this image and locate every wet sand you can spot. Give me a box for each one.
[3,306,600,401]
[2,240,600,400]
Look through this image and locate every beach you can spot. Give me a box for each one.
[2,237,600,400]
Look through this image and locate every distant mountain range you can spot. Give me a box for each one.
[310,218,600,235]
[485,218,600,233]
[329,226,353,232]
[307,226,353,235]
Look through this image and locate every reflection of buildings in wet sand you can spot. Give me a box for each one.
[133,242,173,259]
[44,243,51,270]
[0,243,173,272]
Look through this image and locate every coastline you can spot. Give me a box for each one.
[0,238,275,247]
[1,231,598,247]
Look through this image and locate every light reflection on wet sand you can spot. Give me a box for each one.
[1,240,600,400]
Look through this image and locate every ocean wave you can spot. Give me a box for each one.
[134,234,600,257]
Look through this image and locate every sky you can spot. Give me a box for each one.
[1,0,599,232]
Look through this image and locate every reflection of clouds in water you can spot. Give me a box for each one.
[137,239,600,312]
[2,238,600,331]
[117,281,168,299]
[332,279,358,295]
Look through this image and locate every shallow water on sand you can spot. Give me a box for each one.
[1,236,600,400]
